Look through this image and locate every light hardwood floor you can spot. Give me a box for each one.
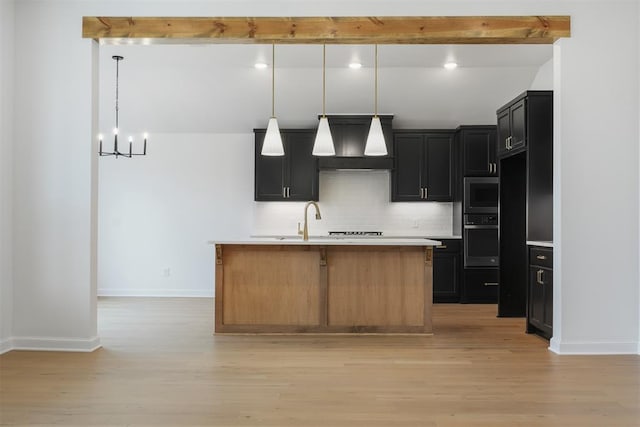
[1,298,639,426]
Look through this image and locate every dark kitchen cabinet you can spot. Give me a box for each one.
[254,129,318,201]
[527,246,553,339]
[526,97,554,243]
[497,91,553,317]
[458,125,498,176]
[497,98,526,156]
[497,91,551,159]
[433,239,461,303]
[392,131,455,202]
[461,268,498,303]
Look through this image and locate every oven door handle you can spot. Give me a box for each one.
[463,225,498,229]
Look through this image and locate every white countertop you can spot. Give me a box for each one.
[527,240,554,248]
[251,234,460,240]
[209,237,442,246]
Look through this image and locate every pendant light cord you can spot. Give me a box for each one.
[322,44,326,117]
[374,44,378,118]
[115,57,120,129]
[271,43,275,118]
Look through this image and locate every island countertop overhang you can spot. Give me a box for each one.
[208,237,442,246]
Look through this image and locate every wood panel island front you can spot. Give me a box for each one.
[211,238,441,334]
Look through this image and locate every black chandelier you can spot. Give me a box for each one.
[99,55,147,158]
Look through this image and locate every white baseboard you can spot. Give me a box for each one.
[0,337,13,355]
[549,337,639,355]
[9,336,101,352]
[98,288,214,298]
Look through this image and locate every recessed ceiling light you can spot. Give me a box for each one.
[444,62,458,70]
[349,62,362,69]
[254,62,268,69]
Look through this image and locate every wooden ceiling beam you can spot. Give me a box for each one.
[82,16,570,44]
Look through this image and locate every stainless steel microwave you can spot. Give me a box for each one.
[464,177,498,214]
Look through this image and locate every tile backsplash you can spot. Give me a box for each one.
[252,170,453,237]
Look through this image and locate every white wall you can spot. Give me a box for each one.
[0,0,15,354]
[550,1,639,354]
[9,0,640,354]
[12,0,99,351]
[529,58,554,90]
[98,133,253,297]
[97,44,545,133]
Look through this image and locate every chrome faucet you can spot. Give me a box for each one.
[298,201,322,241]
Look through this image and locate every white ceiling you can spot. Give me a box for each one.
[98,44,553,134]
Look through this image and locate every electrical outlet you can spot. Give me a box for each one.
[411,219,420,229]
[162,268,171,277]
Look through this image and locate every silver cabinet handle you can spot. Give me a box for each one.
[287,187,290,198]
[424,187,428,199]
[537,269,544,284]
[484,282,499,286]
[420,188,424,199]
[436,245,447,249]
[536,255,547,260]
[282,187,286,198]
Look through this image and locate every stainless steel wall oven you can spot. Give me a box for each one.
[464,214,499,267]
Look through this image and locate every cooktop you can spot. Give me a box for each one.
[328,231,383,236]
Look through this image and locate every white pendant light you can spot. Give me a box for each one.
[312,44,335,156]
[261,44,285,156]
[364,44,388,156]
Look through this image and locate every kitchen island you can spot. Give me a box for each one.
[210,238,441,334]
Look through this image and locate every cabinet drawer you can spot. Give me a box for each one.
[462,268,498,303]
[433,239,461,253]
[530,247,552,268]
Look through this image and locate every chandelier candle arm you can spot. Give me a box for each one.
[99,55,148,159]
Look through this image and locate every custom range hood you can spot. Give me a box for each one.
[318,115,394,170]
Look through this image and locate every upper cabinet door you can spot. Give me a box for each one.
[497,108,511,157]
[255,129,318,202]
[509,98,527,152]
[392,133,423,201]
[393,131,455,202]
[423,132,454,201]
[285,131,318,201]
[497,95,529,158]
[255,130,287,201]
[462,127,497,176]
